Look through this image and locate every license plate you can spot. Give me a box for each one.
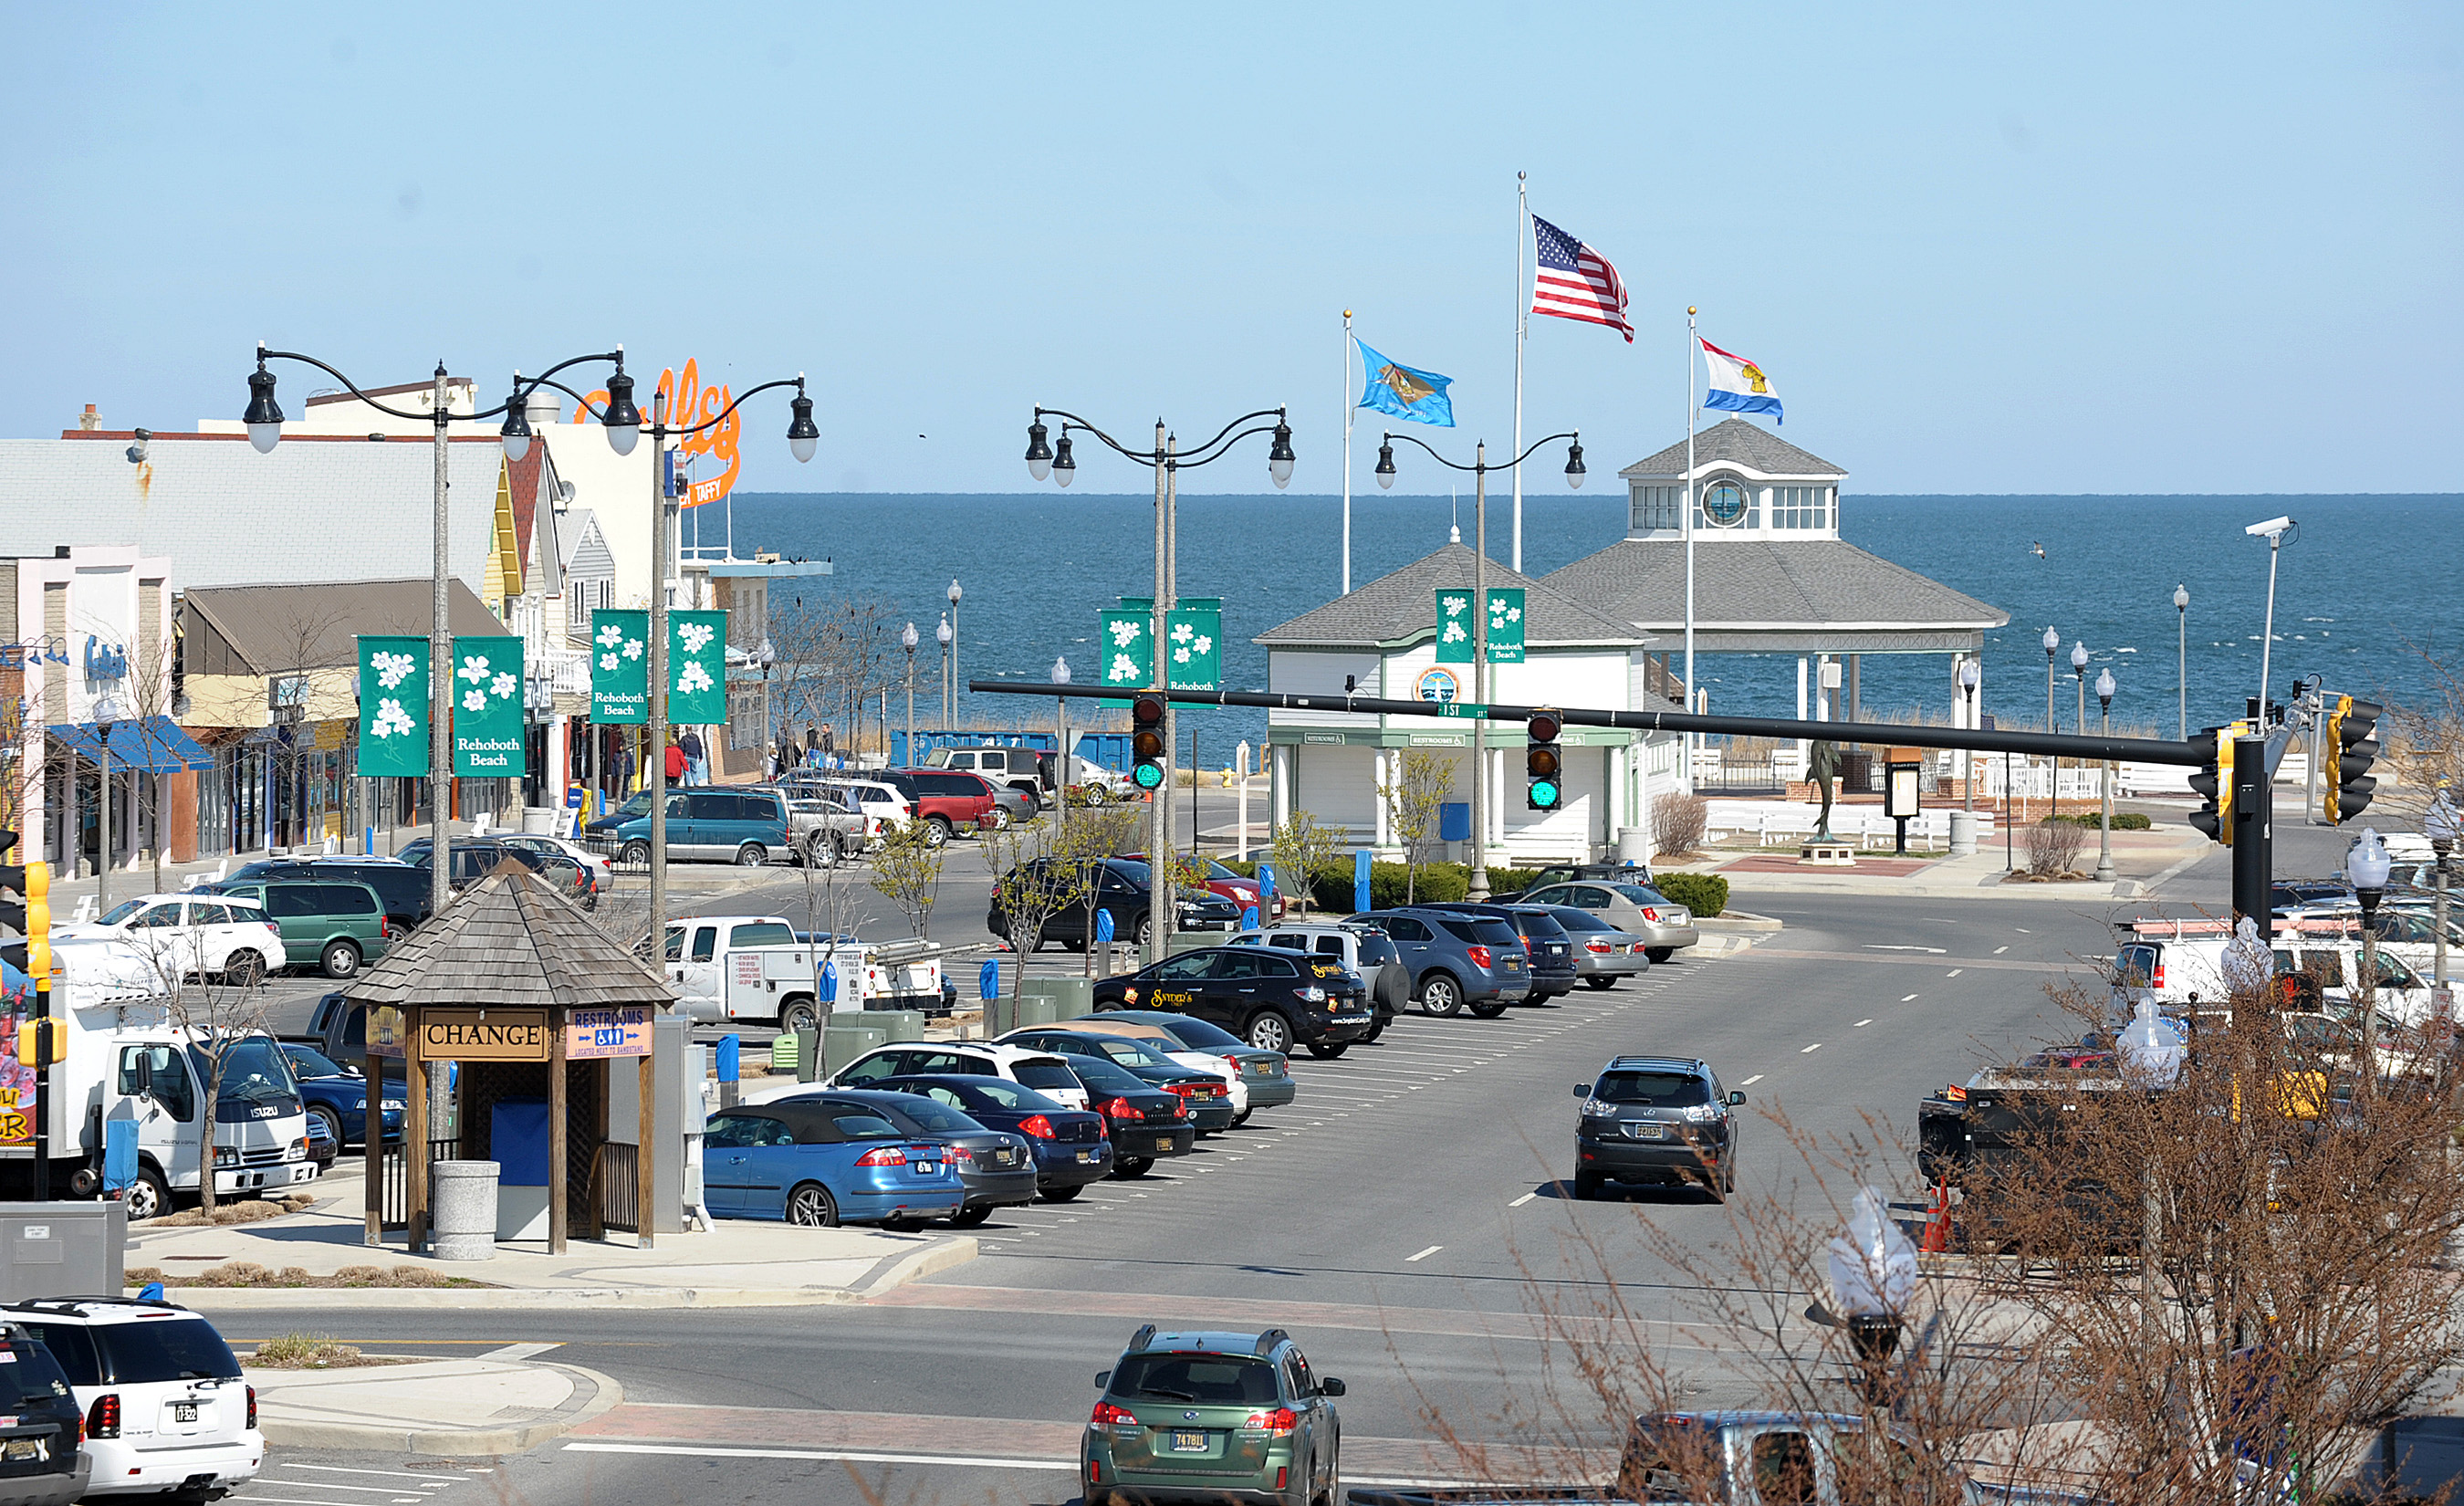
[1078,1149,1098,1163]
[1153,1135,1176,1153]
[918,1163,939,1175]
[172,1403,198,1422]
[3,1439,41,1461]
[1506,959,1523,970]
[1168,1430,1209,1453]
[1628,1123,1667,1140]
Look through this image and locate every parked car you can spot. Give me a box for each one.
[1227,922,1408,1039]
[700,1101,964,1227]
[196,878,391,979]
[984,781,1036,831]
[1572,1055,1745,1200]
[924,745,1047,810]
[876,769,999,843]
[495,831,612,892]
[996,1028,1237,1131]
[0,1320,92,1506]
[222,856,431,934]
[1090,946,1375,1057]
[1347,908,1530,1017]
[3,1297,260,1503]
[1082,1325,1343,1506]
[868,1074,1113,1199]
[304,1112,337,1172]
[1613,1409,1958,1505]
[54,894,284,988]
[1519,880,1701,963]
[1060,1011,1297,1123]
[585,789,791,866]
[1414,903,1579,1003]
[1536,904,1653,988]
[276,1042,405,1146]
[1054,1053,1196,1177]
[1126,852,1282,923]
[787,772,916,828]
[988,857,1243,952]
[773,1088,1037,1227]
[775,788,878,866]
[1501,859,1655,898]
[829,1041,1093,1111]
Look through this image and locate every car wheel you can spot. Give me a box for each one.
[1646,946,1675,964]
[1420,973,1464,1016]
[1572,1170,1603,1200]
[987,805,1011,831]
[950,1205,992,1228]
[1061,937,1086,953]
[320,939,361,979]
[784,1182,840,1227]
[1246,1011,1295,1054]
[778,996,820,1034]
[222,949,265,988]
[1362,1015,1386,1043]
[1232,1108,1253,1127]
[1133,915,1154,946]
[736,843,768,868]
[1318,1461,1342,1506]
[1306,1042,1347,1060]
[621,840,651,865]
[805,834,840,869]
[1112,1156,1154,1179]
[309,1104,344,1147]
[124,1166,171,1221]
[1039,1183,1084,1202]
[1469,999,1510,1018]
[924,816,953,847]
[1584,976,1617,990]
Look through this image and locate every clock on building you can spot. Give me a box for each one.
[1702,477,1749,528]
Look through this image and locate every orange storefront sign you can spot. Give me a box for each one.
[575,357,740,510]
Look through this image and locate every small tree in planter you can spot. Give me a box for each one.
[1377,748,1456,905]
[1267,811,1343,917]
[869,816,945,938]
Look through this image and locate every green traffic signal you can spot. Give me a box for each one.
[1529,779,1561,809]
[1133,762,1164,790]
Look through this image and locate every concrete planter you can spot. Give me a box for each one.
[430,1161,500,1261]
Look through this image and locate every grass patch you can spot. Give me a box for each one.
[127,1262,494,1290]
[151,1195,317,1228]
[244,1333,417,1369]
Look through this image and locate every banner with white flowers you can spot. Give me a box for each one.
[590,608,650,724]
[355,635,429,777]
[451,634,527,777]
[669,610,728,726]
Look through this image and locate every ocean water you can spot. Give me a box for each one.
[724,490,2463,753]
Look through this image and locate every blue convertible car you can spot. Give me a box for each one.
[704,1102,966,1227]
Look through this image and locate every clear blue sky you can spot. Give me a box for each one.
[8,4,2457,496]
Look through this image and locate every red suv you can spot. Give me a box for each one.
[882,769,998,844]
[1125,853,1285,922]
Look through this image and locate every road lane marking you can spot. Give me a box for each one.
[236,1497,424,1505]
[1864,945,1947,953]
[1902,994,1919,1002]
[1509,1192,1537,1207]
[478,1342,562,1363]
[1994,946,2010,954]
[1800,1043,1822,1053]
[287,1470,457,1486]
[255,1485,425,1497]
[563,1442,1073,1472]
[1853,1019,1872,1028]
[1946,968,1963,978]
[1405,1245,1443,1262]
[1740,1075,1762,1086]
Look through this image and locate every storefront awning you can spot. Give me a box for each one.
[47,715,215,772]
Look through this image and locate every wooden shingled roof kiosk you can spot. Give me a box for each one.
[345,867,674,1255]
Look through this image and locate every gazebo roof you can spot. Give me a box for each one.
[1617,418,1844,480]
[344,867,673,1011]
[1255,541,1643,651]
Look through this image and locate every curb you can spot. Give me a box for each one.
[161,1236,980,1313]
[255,1360,625,1457]
[1697,911,1785,932]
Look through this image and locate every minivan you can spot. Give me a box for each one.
[590,788,791,865]
[199,879,391,978]
[223,857,431,933]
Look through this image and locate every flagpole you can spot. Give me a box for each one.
[1511,171,1528,574]
[1685,307,1698,796]
[1342,310,1354,596]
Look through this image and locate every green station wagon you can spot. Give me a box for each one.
[205,879,392,978]
[1083,1325,1343,1506]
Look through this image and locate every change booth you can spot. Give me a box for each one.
[346,869,676,1254]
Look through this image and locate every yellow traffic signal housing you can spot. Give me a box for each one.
[2187,727,2237,845]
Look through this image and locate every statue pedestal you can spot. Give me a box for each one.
[1799,842,1856,866]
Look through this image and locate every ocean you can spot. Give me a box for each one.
[722,489,2463,755]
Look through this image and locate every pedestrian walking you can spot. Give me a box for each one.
[819,722,836,770]
[804,723,820,768]
[664,741,687,787]
[680,728,706,786]
[615,741,636,796]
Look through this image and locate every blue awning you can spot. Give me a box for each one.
[48,715,215,773]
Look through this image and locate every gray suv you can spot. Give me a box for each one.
[1351,907,1530,1019]
[1571,1055,1745,1201]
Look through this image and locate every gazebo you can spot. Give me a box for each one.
[346,868,673,1255]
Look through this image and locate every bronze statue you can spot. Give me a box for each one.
[1809,740,1840,841]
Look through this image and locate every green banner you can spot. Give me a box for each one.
[669,610,728,725]
[590,608,649,725]
[355,635,430,778]
[450,634,526,777]
[1436,590,1475,664]
[1164,605,1220,692]
[1098,609,1152,710]
[1485,588,1526,664]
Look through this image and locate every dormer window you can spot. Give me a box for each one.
[1698,476,1756,529]
[1772,486,1832,530]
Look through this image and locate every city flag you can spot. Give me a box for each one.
[1530,214,1632,341]
[1354,340,1455,427]
[1700,338,1783,424]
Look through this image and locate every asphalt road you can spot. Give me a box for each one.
[219,877,2141,1506]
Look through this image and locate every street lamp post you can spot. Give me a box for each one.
[935,615,953,731]
[2173,584,2190,740]
[2246,516,2296,721]
[1026,404,1294,965]
[946,580,963,730]
[2095,668,2117,884]
[2350,829,2393,1089]
[1958,659,1980,815]
[93,695,119,913]
[2427,780,2458,1007]
[2071,641,2090,815]
[902,622,919,767]
[2041,626,2060,817]
[1375,428,1584,899]
[1051,656,1071,846]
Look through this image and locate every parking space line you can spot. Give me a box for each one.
[1509,1191,1536,1207]
[286,1469,458,1486]
[1947,968,1963,978]
[1739,1074,1763,1085]
[1404,1245,1443,1262]
[1853,1019,1872,1028]
[563,1441,1074,1472]
[1800,1043,1822,1053]
[1994,946,2010,954]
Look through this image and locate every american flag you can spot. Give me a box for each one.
[1530,214,1632,342]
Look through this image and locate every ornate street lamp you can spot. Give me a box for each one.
[2095,667,2118,883]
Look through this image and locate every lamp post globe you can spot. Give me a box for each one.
[787,389,820,465]
[499,377,534,462]
[1025,419,1052,482]
[2097,667,2115,711]
[1373,440,1396,490]
[601,367,642,456]
[2174,585,2189,612]
[935,617,951,649]
[1052,657,1070,685]
[901,622,919,654]
[243,361,286,453]
[2072,641,2090,676]
[1563,437,1585,489]
[2043,626,2060,659]
[947,580,962,608]
[1268,419,1295,490]
[1051,433,1076,487]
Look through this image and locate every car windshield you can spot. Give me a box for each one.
[877,1097,980,1135]
[1013,1059,1084,1095]
[1060,1054,1149,1096]
[1595,1071,1709,1106]
[1202,860,1249,883]
[97,1316,244,1383]
[1109,1353,1280,1406]
[205,1039,298,1103]
[1349,932,1402,965]
[1610,884,1672,905]
[1549,906,1618,932]
[97,898,153,927]
[285,1045,350,1079]
[0,1335,72,1407]
[1103,860,1153,886]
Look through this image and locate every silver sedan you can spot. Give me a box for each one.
[1522,882,1700,961]
[1536,905,1652,988]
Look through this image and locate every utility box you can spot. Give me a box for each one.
[0,1203,125,1302]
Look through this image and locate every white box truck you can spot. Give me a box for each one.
[662,915,946,1032]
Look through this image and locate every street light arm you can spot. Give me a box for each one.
[1031,406,1288,469]
[257,347,439,424]
[663,376,810,439]
[1168,424,1285,470]
[1169,407,1288,466]
[1035,409,1160,466]
[1382,428,1579,473]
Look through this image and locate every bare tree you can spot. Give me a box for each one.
[1378,748,1456,905]
[137,921,277,1216]
[869,817,944,939]
[1267,811,1342,917]
[984,814,1095,997]
[769,595,901,758]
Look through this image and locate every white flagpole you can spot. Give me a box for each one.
[1342,310,1354,596]
[1685,307,1698,793]
[1511,171,1528,574]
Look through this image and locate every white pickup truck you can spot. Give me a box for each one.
[663,915,948,1032]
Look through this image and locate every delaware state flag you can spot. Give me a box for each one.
[1700,338,1783,424]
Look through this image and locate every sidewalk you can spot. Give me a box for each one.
[247,1353,624,1455]
[127,1168,976,1311]
[1672,819,2213,901]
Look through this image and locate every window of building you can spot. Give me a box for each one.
[1772,486,1832,530]
[1697,477,1759,530]
[1631,486,1684,531]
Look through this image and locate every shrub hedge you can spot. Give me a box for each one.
[1654,872,1729,919]
[2052,812,2153,830]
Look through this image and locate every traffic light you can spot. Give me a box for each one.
[14,1018,63,1069]
[2323,695,2381,824]
[2187,727,2235,844]
[1130,694,1167,792]
[21,859,47,988]
[1526,707,1563,811]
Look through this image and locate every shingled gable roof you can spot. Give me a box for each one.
[1617,418,1843,480]
[1544,538,2007,630]
[1254,541,1643,650]
[342,867,673,1011]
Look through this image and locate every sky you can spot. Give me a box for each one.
[6,4,2459,497]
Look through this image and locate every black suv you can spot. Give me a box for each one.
[1091,946,1374,1057]
[0,1321,90,1506]
[1419,903,1578,1002]
[1571,1055,1746,1201]
[988,857,1241,950]
[224,856,433,934]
